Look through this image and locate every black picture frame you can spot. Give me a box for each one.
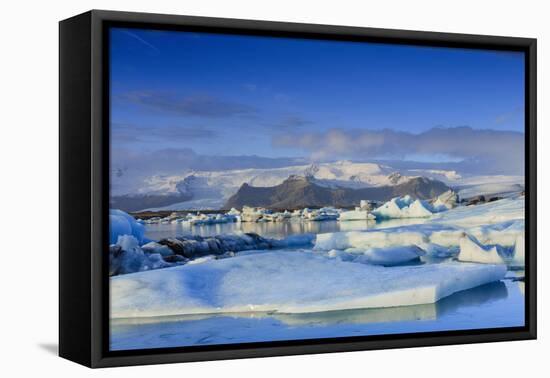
[59,9,537,368]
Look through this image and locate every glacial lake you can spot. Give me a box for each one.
[110,220,525,351]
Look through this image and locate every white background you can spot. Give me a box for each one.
[0,0,546,376]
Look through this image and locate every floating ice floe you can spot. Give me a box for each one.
[467,219,524,247]
[110,251,507,318]
[359,245,425,266]
[339,209,375,222]
[431,197,524,227]
[340,198,522,245]
[314,219,524,266]
[458,235,504,264]
[314,226,429,251]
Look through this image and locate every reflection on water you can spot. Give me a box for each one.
[144,218,430,240]
[111,280,523,351]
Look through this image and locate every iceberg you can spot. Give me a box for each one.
[110,209,145,245]
[372,196,435,219]
[458,235,504,264]
[110,251,506,318]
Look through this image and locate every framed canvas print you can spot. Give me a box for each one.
[59,10,537,368]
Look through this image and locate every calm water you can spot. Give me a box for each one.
[144,218,430,240]
[111,220,525,351]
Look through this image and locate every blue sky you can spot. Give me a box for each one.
[110,27,525,175]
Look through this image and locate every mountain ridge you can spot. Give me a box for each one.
[224,175,450,210]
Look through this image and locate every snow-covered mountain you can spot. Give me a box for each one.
[110,160,521,212]
[224,175,451,210]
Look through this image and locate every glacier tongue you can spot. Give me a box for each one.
[110,251,506,318]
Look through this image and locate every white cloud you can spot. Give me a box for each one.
[272,126,524,175]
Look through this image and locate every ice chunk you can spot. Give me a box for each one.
[227,207,241,216]
[372,197,434,219]
[323,245,425,266]
[432,190,458,210]
[351,245,425,266]
[110,251,506,318]
[429,229,466,247]
[315,221,523,253]
[315,229,428,251]
[110,209,145,245]
[141,242,174,257]
[154,233,314,260]
[110,235,171,276]
[512,234,525,266]
[420,243,459,259]
[188,213,237,225]
[270,233,315,248]
[468,220,524,247]
[339,209,375,221]
[117,234,139,250]
[458,235,504,264]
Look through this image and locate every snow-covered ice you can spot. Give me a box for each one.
[325,245,426,266]
[339,209,375,221]
[431,197,524,227]
[110,251,506,318]
[512,234,525,266]
[314,197,524,265]
[455,175,524,200]
[315,227,429,251]
[358,245,425,266]
[458,235,504,264]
